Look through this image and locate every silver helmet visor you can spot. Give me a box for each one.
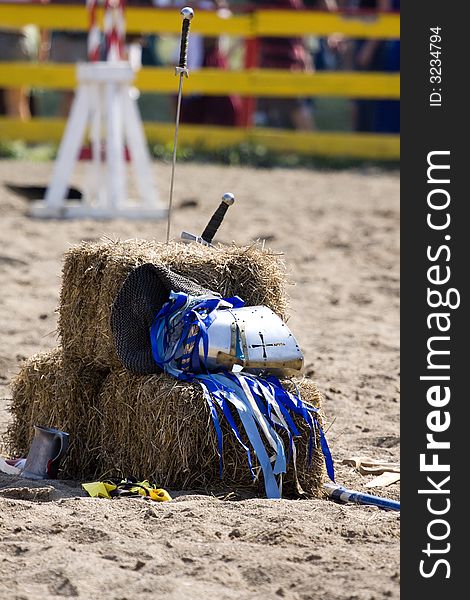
[199,306,304,376]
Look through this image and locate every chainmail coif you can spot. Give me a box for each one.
[111,263,217,374]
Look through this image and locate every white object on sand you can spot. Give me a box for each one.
[0,457,26,476]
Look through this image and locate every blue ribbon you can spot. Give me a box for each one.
[197,375,255,480]
[149,291,335,497]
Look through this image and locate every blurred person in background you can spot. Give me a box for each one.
[126,0,163,69]
[255,0,314,130]
[303,0,343,72]
[350,0,399,133]
[374,0,399,133]
[177,0,242,127]
[41,0,159,117]
[39,0,89,117]
[0,27,35,120]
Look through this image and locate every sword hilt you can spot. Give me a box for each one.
[201,192,235,244]
[178,7,194,71]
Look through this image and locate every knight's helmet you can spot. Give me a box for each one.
[199,305,303,376]
[111,264,304,376]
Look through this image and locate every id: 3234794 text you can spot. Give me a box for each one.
[429,26,443,107]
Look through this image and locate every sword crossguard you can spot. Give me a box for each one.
[221,192,235,206]
[181,231,213,247]
[178,7,194,72]
[175,66,189,78]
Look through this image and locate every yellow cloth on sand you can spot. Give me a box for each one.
[82,480,171,501]
[82,481,117,498]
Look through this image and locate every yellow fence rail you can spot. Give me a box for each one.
[0,63,399,99]
[0,4,400,38]
[0,117,400,160]
[0,4,399,159]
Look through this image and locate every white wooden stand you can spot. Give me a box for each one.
[30,62,166,219]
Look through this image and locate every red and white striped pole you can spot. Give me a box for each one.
[104,0,126,62]
[87,0,101,62]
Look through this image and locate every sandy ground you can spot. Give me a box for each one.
[0,160,399,599]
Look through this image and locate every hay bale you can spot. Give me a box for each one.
[99,371,325,497]
[6,351,326,496]
[6,348,107,479]
[58,239,289,370]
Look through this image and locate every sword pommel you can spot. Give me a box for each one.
[222,192,235,206]
[180,6,194,20]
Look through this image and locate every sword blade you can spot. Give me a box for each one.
[166,74,184,244]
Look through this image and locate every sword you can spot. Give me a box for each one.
[166,6,194,244]
[181,192,235,247]
[324,484,400,511]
